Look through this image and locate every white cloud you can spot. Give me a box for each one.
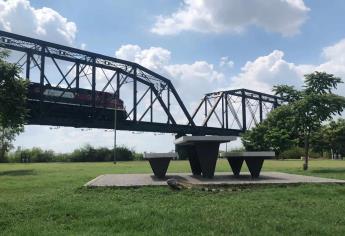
[0,0,77,45]
[314,39,345,78]
[115,44,142,62]
[322,38,345,64]
[229,50,304,93]
[226,39,345,95]
[151,0,309,36]
[219,56,234,68]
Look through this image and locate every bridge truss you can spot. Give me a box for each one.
[0,30,285,136]
[190,89,285,132]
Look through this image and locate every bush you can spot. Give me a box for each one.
[114,146,133,161]
[309,150,324,159]
[7,147,55,162]
[219,147,246,158]
[279,146,304,159]
[132,152,144,161]
[279,146,328,159]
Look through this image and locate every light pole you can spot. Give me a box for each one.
[113,96,117,164]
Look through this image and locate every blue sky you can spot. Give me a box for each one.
[27,0,345,67]
[1,0,345,153]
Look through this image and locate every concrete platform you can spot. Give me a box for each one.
[85,172,345,187]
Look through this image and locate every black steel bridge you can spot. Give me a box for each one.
[0,30,285,136]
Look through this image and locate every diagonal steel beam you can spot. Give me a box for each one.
[202,92,223,126]
[206,99,223,127]
[227,96,242,129]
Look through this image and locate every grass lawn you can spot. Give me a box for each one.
[1,159,345,235]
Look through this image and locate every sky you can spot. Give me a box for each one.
[1,0,345,153]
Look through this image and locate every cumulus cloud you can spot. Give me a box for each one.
[116,45,171,72]
[219,56,234,68]
[315,39,345,78]
[0,0,77,45]
[226,39,345,95]
[151,0,309,36]
[229,50,304,93]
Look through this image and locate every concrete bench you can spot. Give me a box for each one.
[143,153,178,178]
[220,151,275,178]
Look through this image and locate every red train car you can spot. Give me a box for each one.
[28,83,125,110]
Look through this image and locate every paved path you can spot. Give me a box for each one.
[85,172,345,187]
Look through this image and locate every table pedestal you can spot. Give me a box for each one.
[221,152,275,178]
[178,145,202,175]
[175,136,236,179]
[147,158,172,178]
[194,142,220,178]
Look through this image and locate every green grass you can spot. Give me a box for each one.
[1,159,345,235]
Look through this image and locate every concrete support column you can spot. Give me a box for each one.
[176,145,202,175]
[227,157,244,177]
[194,142,220,178]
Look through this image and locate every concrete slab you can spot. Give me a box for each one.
[85,172,345,187]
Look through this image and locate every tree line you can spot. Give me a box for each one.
[4,145,143,163]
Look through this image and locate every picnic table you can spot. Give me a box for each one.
[175,135,236,178]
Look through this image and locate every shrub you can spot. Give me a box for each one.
[279,146,304,159]
[279,146,330,159]
[6,147,55,162]
[114,146,133,161]
[133,152,144,161]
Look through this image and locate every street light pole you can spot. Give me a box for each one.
[113,97,117,164]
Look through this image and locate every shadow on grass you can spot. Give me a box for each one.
[0,169,36,176]
[311,168,345,174]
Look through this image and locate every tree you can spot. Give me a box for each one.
[273,84,302,102]
[0,50,28,162]
[292,72,345,170]
[330,119,345,159]
[242,104,299,155]
[243,72,345,170]
[312,119,345,159]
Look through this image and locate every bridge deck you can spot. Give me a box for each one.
[27,100,241,135]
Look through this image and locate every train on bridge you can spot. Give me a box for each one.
[28,82,126,110]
